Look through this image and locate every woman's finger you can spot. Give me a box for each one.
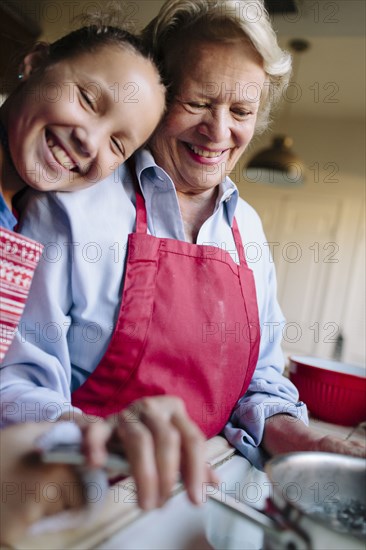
[170,400,212,505]
[112,396,217,508]
[68,413,112,468]
[136,397,182,506]
[112,407,160,510]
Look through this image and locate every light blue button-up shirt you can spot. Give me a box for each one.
[0,149,308,468]
[0,192,17,230]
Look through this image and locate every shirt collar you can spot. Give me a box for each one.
[215,176,239,225]
[134,148,173,190]
[134,149,239,225]
[0,192,17,231]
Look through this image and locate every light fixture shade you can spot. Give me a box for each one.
[245,136,304,185]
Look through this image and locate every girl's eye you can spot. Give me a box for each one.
[111,137,124,156]
[80,89,94,109]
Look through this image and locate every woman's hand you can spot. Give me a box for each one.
[109,396,218,509]
[262,414,366,458]
[69,396,218,510]
[315,434,366,457]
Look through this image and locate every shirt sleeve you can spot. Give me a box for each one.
[0,193,79,428]
[0,192,17,231]
[224,201,309,469]
[0,227,43,362]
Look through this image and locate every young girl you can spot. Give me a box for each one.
[0,21,166,545]
[0,13,217,536]
[0,23,166,360]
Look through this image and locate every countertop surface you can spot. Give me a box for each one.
[10,418,366,550]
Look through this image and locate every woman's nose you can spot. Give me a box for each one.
[198,108,231,143]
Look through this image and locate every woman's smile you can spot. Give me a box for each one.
[151,39,266,195]
[185,142,229,161]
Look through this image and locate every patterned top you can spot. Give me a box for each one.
[0,227,43,362]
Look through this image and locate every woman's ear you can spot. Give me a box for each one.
[20,42,50,80]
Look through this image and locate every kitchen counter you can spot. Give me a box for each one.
[10,419,365,550]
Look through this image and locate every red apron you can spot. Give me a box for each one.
[72,189,260,438]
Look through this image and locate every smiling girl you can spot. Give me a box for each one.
[0,23,165,360]
[1,23,165,221]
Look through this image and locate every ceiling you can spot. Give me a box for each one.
[2,0,365,120]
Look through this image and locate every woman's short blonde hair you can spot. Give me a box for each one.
[142,0,291,133]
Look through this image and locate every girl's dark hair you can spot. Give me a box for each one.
[47,25,150,63]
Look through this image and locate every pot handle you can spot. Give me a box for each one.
[209,490,310,550]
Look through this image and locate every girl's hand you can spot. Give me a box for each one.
[0,423,84,546]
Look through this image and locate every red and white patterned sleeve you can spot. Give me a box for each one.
[0,228,43,362]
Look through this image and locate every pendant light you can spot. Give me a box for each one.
[245,135,304,185]
[245,39,310,186]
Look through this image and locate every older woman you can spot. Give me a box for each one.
[1,0,364,513]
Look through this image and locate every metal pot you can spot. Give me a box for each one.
[209,453,366,550]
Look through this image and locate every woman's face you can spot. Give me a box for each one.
[8,45,165,192]
[150,39,266,195]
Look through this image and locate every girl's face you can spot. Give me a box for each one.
[8,45,165,192]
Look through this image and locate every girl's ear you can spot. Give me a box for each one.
[20,42,50,80]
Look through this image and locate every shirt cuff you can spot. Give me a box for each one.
[224,397,309,470]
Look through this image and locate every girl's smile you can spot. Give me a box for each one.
[5,44,165,192]
[45,130,80,172]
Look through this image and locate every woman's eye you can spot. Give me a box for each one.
[181,101,209,114]
[188,102,206,109]
[175,97,208,113]
[232,108,252,119]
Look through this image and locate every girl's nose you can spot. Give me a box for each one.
[72,126,98,157]
[197,108,231,143]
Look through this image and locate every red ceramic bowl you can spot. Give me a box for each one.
[289,356,366,426]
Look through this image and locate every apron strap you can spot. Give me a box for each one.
[127,157,148,234]
[135,191,147,234]
[232,217,248,267]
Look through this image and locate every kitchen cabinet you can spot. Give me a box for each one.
[240,185,365,365]
[340,214,366,366]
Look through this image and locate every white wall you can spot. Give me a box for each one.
[236,114,365,365]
